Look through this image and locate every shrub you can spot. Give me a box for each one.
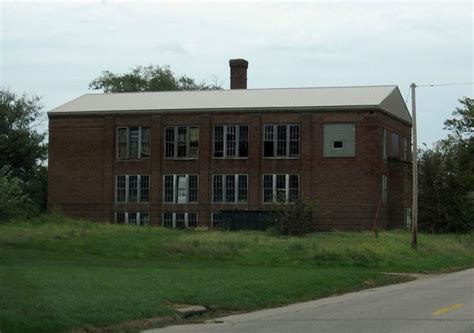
[0,167,34,222]
[273,199,318,236]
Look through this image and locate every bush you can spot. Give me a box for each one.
[0,167,35,222]
[273,199,318,236]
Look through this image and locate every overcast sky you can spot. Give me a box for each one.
[1,0,472,145]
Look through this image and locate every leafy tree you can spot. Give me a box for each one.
[443,97,473,138]
[418,97,473,233]
[0,89,48,218]
[0,89,47,178]
[89,65,221,93]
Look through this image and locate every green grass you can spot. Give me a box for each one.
[1,214,473,332]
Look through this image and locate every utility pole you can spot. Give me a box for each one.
[410,83,418,250]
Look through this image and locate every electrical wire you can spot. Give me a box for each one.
[415,82,474,88]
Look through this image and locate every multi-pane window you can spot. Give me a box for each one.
[165,126,199,158]
[163,175,198,203]
[262,174,299,203]
[115,175,149,203]
[212,174,248,203]
[382,175,388,206]
[323,123,356,157]
[162,212,198,229]
[391,132,400,158]
[117,127,150,159]
[213,125,249,158]
[211,212,223,229]
[263,125,299,158]
[115,212,149,226]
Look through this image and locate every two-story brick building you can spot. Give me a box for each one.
[48,59,412,230]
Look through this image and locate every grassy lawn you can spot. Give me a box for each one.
[1,215,473,332]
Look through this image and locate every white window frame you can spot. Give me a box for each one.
[115,175,150,203]
[213,125,249,159]
[114,212,149,226]
[163,174,199,204]
[262,174,299,203]
[116,127,150,159]
[263,124,300,159]
[162,212,198,229]
[164,126,199,159]
[212,174,248,203]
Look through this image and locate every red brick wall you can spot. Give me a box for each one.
[48,109,412,230]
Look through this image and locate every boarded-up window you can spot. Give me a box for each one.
[323,123,356,157]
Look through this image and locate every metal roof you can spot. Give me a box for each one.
[49,85,412,124]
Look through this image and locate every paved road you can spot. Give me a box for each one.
[146,268,474,333]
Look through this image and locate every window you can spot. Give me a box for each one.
[115,175,149,203]
[402,137,411,161]
[213,125,249,158]
[323,123,355,157]
[212,174,248,203]
[164,126,199,158]
[262,125,300,157]
[163,175,198,203]
[162,212,198,229]
[262,174,299,203]
[211,212,223,229]
[115,212,149,226]
[263,125,299,158]
[382,175,388,206]
[117,127,150,159]
[333,141,343,149]
[391,132,400,158]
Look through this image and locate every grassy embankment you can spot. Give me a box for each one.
[1,214,473,332]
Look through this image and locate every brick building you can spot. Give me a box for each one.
[48,59,412,230]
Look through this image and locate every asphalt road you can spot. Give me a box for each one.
[146,268,474,333]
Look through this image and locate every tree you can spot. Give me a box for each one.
[418,97,473,233]
[443,97,473,139]
[0,89,47,179]
[0,89,48,218]
[89,65,221,93]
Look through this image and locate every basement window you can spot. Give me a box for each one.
[117,127,150,159]
[211,212,223,229]
[163,174,198,203]
[115,212,149,226]
[162,212,198,229]
[164,126,199,159]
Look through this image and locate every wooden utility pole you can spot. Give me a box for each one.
[410,83,418,250]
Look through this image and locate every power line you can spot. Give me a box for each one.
[415,82,474,88]
[404,85,411,104]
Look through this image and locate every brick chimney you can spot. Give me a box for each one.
[229,58,248,89]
